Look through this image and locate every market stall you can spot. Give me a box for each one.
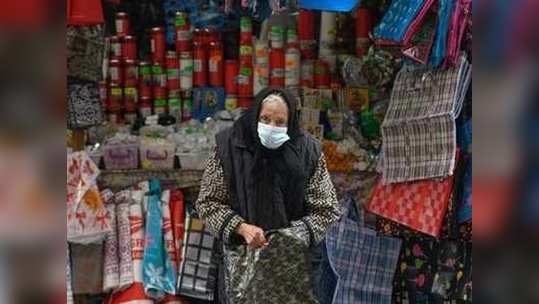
[67,0,472,302]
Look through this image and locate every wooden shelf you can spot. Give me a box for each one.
[97,169,204,191]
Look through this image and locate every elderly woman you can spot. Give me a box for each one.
[195,87,341,301]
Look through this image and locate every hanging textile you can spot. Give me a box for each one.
[325,198,401,304]
[102,190,120,292]
[67,151,111,244]
[444,0,472,67]
[67,77,104,129]
[457,156,472,223]
[161,190,178,273]
[367,173,456,238]
[393,237,472,303]
[67,25,105,82]
[375,180,459,239]
[71,243,104,295]
[177,212,218,301]
[170,189,185,269]
[67,245,74,304]
[380,55,471,183]
[116,190,135,289]
[109,190,153,304]
[373,0,435,46]
[429,0,454,67]
[142,180,177,299]
[222,225,317,304]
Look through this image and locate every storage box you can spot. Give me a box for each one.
[103,142,139,170]
[140,139,176,170]
[177,151,209,170]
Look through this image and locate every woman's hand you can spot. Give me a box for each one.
[235,223,268,249]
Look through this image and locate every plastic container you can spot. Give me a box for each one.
[140,140,176,169]
[67,0,104,25]
[103,142,139,170]
[177,151,209,170]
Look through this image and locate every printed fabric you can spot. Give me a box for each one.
[67,25,105,82]
[393,237,472,303]
[457,156,472,223]
[373,0,433,45]
[67,151,111,244]
[444,0,472,67]
[102,190,120,292]
[429,0,455,67]
[116,191,135,289]
[177,211,219,301]
[376,182,459,239]
[142,179,177,299]
[380,55,471,183]
[109,190,153,304]
[326,198,402,304]
[67,77,104,129]
[70,243,104,295]
[367,173,456,238]
[222,225,317,304]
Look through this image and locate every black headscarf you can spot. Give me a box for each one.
[230,87,308,230]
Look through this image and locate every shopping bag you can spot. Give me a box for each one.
[326,198,401,304]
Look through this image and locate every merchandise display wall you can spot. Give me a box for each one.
[67,0,472,303]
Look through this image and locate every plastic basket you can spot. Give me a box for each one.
[103,142,139,170]
[140,141,176,170]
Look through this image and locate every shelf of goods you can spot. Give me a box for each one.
[97,169,204,192]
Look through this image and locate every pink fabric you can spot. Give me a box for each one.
[402,0,437,45]
[444,0,472,67]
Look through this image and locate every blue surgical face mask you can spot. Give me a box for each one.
[257,122,290,149]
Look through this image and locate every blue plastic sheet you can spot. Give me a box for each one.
[298,0,361,12]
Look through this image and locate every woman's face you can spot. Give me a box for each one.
[258,95,289,128]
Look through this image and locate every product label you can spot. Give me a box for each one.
[167,68,179,79]
[271,68,284,78]
[193,60,203,72]
[151,39,155,53]
[240,67,252,77]
[168,98,181,107]
[176,30,192,41]
[116,20,123,34]
[239,45,253,56]
[175,16,186,27]
[124,87,137,97]
[208,59,220,73]
[110,87,123,97]
[113,43,122,57]
[240,17,251,31]
[152,65,163,74]
[237,75,249,85]
[109,67,119,81]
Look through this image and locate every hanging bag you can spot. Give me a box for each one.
[67,25,105,82]
[326,198,402,304]
[67,77,104,129]
[222,226,316,304]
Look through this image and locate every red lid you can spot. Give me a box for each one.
[298,9,315,41]
[67,0,104,26]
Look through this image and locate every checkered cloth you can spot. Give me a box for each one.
[326,198,401,304]
[367,172,456,237]
[381,55,471,183]
[177,212,218,301]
